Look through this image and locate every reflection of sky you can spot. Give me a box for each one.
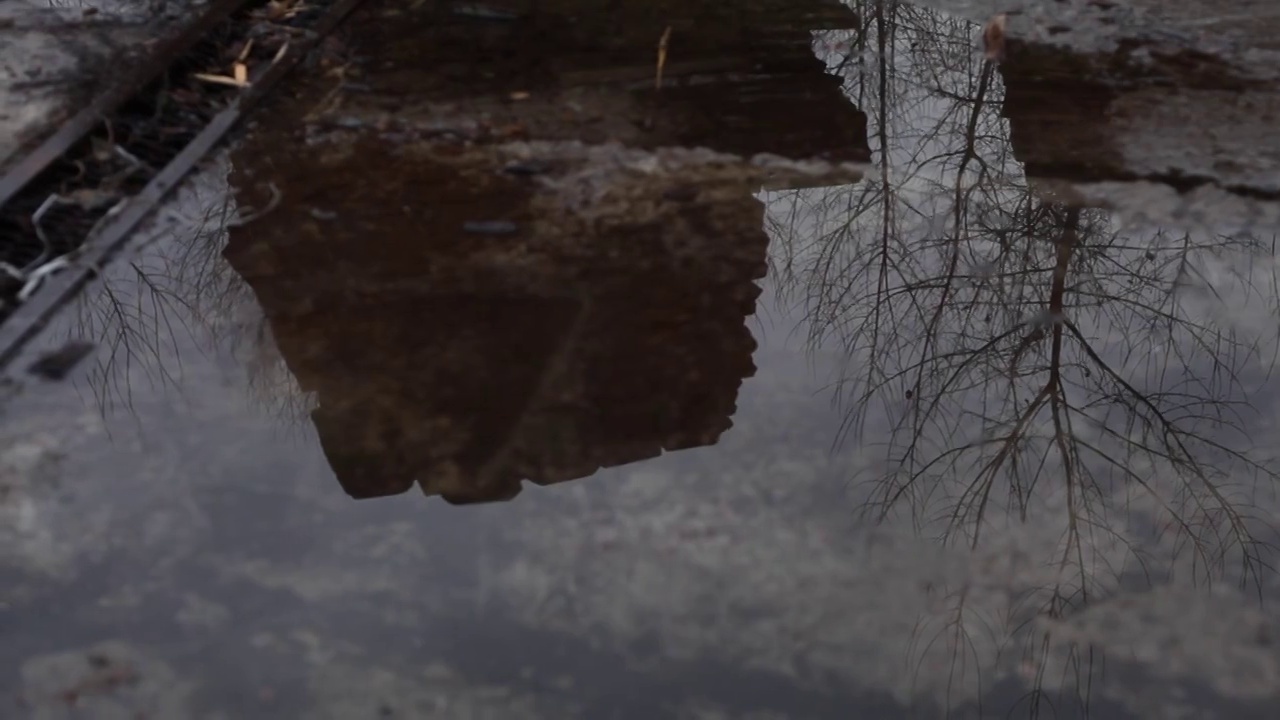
[767,6,1010,260]
[757,0,1280,636]
[795,14,1270,413]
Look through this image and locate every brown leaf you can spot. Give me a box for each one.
[498,123,528,140]
[983,13,1007,62]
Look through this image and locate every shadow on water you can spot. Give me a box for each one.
[5,0,1280,718]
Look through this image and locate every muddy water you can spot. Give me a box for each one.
[4,0,1280,718]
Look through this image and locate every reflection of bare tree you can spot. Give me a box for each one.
[768,0,1280,715]
[60,158,312,431]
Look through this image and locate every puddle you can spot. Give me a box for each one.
[3,0,1280,718]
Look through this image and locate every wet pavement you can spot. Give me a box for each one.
[4,0,1280,718]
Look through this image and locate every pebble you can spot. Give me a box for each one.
[26,340,96,381]
[462,220,518,235]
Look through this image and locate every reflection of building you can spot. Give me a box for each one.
[223,145,772,504]
[338,0,871,164]
[222,0,869,503]
[997,43,1119,182]
[998,39,1276,191]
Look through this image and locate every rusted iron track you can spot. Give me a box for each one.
[0,0,369,370]
[0,0,253,209]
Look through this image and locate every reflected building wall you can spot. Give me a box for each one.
[221,0,871,503]
[997,39,1277,190]
[225,140,767,504]
[342,0,871,164]
[997,43,1118,182]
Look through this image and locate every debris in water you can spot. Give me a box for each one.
[229,182,283,226]
[452,3,521,21]
[662,184,699,202]
[0,269,23,303]
[502,160,553,177]
[656,26,673,91]
[983,13,1007,62]
[192,71,250,89]
[27,340,96,381]
[463,221,519,235]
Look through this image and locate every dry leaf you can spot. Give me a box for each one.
[983,13,1007,62]
[509,91,531,101]
[89,135,115,163]
[265,1,289,20]
[655,26,673,91]
[497,123,528,139]
[192,72,249,88]
[272,40,291,64]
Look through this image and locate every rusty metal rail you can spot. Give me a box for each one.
[0,0,369,370]
[0,0,254,209]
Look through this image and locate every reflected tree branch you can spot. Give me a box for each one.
[62,159,314,433]
[769,0,1280,714]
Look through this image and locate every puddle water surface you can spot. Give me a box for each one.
[4,1,1280,718]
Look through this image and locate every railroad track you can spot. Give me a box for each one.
[0,0,367,370]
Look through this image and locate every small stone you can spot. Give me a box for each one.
[462,221,518,235]
[26,340,95,381]
[502,160,553,177]
[661,185,699,202]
